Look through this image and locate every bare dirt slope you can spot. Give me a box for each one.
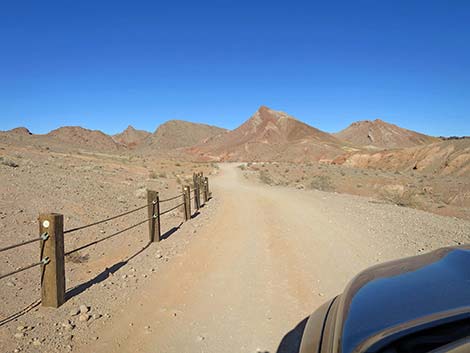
[335,139,470,177]
[190,106,350,162]
[335,119,439,149]
[78,164,469,353]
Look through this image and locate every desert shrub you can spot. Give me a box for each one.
[309,175,333,191]
[380,185,419,208]
[259,170,273,185]
[149,171,167,179]
[238,164,246,171]
[175,162,181,167]
[0,157,19,168]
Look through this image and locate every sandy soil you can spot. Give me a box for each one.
[239,161,470,220]
[65,164,468,353]
[1,159,469,353]
[0,141,216,353]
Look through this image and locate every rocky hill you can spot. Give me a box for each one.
[335,119,439,149]
[5,127,33,135]
[189,106,348,162]
[334,139,470,177]
[47,126,123,151]
[113,125,151,148]
[146,120,227,151]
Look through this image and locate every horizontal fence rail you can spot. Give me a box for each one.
[0,171,212,310]
[63,203,151,235]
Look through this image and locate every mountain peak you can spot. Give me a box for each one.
[47,126,122,151]
[189,106,343,162]
[7,127,33,135]
[336,118,438,148]
[113,125,151,148]
[147,120,227,150]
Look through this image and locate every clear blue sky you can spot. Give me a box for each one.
[0,1,469,136]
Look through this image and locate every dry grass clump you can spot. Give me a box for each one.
[309,175,333,191]
[380,186,421,208]
[259,170,273,185]
[149,170,168,179]
[0,156,19,168]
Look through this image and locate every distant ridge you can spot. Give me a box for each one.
[145,120,227,150]
[335,119,439,149]
[47,126,123,151]
[113,125,151,148]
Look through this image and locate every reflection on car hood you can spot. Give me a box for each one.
[334,246,470,353]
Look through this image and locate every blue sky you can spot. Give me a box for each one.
[0,1,469,136]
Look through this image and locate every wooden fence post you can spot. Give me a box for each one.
[199,172,205,206]
[39,213,65,308]
[147,190,159,242]
[205,176,210,200]
[183,185,191,221]
[155,192,161,241]
[203,177,208,203]
[193,173,200,210]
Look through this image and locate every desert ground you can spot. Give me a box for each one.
[1,158,469,353]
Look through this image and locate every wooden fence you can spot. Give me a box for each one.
[0,172,212,309]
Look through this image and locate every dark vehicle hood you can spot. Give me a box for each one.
[332,246,470,353]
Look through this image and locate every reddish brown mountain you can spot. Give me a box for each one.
[335,119,439,149]
[145,120,227,151]
[6,127,33,135]
[47,126,123,151]
[189,106,348,162]
[113,125,151,148]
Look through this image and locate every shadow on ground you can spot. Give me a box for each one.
[1,209,202,326]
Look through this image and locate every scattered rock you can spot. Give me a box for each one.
[32,338,41,346]
[78,313,90,322]
[79,304,89,314]
[62,321,75,331]
[69,308,80,316]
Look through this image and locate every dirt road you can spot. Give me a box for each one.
[83,163,469,353]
